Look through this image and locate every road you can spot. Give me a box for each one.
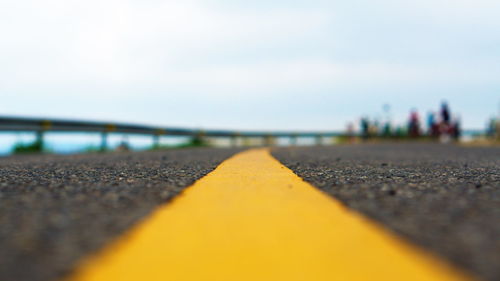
[273,144,500,281]
[0,144,498,281]
[0,148,241,281]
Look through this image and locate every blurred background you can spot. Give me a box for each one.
[1,0,499,154]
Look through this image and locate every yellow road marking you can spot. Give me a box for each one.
[69,148,475,281]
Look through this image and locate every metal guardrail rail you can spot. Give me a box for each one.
[0,116,344,137]
[0,116,345,150]
[0,116,487,151]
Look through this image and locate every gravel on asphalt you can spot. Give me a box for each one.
[273,143,500,281]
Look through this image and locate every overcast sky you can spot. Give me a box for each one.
[1,0,499,131]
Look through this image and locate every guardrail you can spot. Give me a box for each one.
[0,116,488,153]
[0,116,345,150]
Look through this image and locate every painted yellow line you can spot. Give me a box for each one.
[69,148,476,281]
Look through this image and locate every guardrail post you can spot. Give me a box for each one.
[290,135,298,146]
[264,135,275,147]
[231,133,240,147]
[242,137,251,147]
[315,135,323,146]
[35,120,51,152]
[35,130,44,148]
[101,124,116,152]
[153,135,160,149]
[153,129,166,150]
[100,132,108,152]
[189,131,207,147]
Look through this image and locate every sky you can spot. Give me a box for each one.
[1,0,499,131]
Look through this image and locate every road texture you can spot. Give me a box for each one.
[272,143,500,281]
[0,148,241,281]
[69,148,474,281]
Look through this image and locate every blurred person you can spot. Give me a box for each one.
[440,101,451,124]
[437,101,454,143]
[439,121,452,143]
[427,111,438,138]
[408,109,421,138]
[116,137,130,152]
[452,116,462,141]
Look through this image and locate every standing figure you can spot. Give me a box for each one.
[452,116,462,141]
[441,101,451,124]
[408,109,421,138]
[427,111,437,138]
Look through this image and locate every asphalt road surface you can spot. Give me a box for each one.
[0,148,241,281]
[0,144,499,281]
[273,144,500,281]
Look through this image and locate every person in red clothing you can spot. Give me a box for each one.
[408,109,421,138]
